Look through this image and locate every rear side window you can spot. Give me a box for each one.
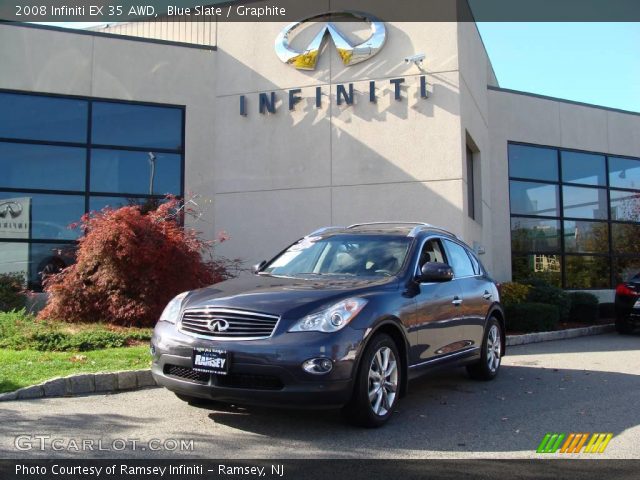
[467,250,482,275]
[443,240,475,277]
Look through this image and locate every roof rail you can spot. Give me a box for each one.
[407,224,459,238]
[347,221,430,229]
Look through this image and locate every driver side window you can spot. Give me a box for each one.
[418,238,446,269]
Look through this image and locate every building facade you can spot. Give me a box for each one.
[0,19,639,298]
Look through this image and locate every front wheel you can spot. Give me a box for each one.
[343,333,401,428]
[467,317,503,380]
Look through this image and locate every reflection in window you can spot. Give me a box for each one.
[92,102,183,149]
[443,240,475,277]
[561,151,606,186]
[511,217,560,253]
[563,221,608,253]
[509,181,559,217]
[613,257,640,284]
[0,93,87,143]
[610,190,640,222]
[611,223,640,254]
[0,192,84,240]
[562,186,608,220]
[0,142,86,191]
[511,254,562,287]
[508,144,558,181]
[609,157,640,190]
[90,149,181,195]
[89,196,165,213]
[565,255,610,289]
[28,243,77,291]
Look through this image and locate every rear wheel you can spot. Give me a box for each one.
[467,317,502,380]
[343,333,401,428]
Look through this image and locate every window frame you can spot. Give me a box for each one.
[508,141,640,289]
[0,89,186,290]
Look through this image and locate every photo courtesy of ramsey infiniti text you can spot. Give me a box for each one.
[151,222,505,427]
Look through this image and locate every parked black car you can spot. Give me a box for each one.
[151,222,505,427]
[615,272,640,334]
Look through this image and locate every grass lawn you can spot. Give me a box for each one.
[0,346,151,393]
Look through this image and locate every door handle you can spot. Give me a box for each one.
[483,291,493,300]
[452,296,462,306]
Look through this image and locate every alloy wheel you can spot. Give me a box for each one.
[486,324,501,372]
[368,346,398,416]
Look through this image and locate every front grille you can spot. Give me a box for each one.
[217,374,284,391]
[164,364,210,383]
[179,308,279,340]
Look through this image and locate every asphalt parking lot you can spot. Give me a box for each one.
[1,333,638,459]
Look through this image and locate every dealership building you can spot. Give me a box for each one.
[1,16,639,298]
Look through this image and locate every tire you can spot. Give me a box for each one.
[343,333,401,428]
[467,317,503,381]
[615,318,634,335]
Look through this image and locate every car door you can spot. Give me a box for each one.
[412,237,464,363]
[441,239,487,352]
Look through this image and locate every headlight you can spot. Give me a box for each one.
[159,292,189,324]
[289,297,368,333]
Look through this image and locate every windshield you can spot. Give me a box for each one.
[262,234,412,277]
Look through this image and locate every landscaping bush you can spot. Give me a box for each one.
[522,278,571,321]
[498,282,531,308]
[567,292,599,323]
[505,302,560,333]
[39,198,234,327]
[0,272,25,312]
[598,302,615,320]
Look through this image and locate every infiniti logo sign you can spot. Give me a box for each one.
[0,201,23,219]
[207,319,230,333]
[275,11,386,70]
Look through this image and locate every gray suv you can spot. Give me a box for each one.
[151,222,505,427]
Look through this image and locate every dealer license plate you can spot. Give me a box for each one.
[192,348,229,375]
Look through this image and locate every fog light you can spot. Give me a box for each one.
[302,358,333,375]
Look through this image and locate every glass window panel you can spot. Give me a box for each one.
[563,220,609,253]
[0,93,87,143]
[0,192,84,240]
[561,151,606,186]
[90,149,181,195]
[511,217,560,253]
[28,242,77,291]
[508,144,558,181]
[443,240,475,277]
[609,156,640,190]
[509,181,559,217]
[613,257,640,284]
[92,102,183,149]
[610,189,640,222]
[611,223,640,254]
[0,142,86,191]
[89,196,165,212]
[565,255,610,289]
[562,186,608,219]
[511,254,562,287]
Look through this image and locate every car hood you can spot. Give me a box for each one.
[182,273,399,318]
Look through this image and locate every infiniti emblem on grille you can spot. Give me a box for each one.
[207,319,230,332]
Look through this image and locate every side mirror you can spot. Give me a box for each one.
[253,260,267,274]
[418,262,454,282]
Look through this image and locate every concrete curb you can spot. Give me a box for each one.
[505,323,615,346]
[0,369,157,402]
[0,324,616,401]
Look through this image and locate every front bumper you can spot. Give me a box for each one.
[150,321,365,408]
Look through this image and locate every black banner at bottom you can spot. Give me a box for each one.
[1,460,639,480]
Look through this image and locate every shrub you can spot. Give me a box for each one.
[506,302,560,333]
[522,278,571,321]
[567,292,599,323]
[598,302,615,320]
[498,282,531,308]
[39,198,234,327]
[0,273,26,312]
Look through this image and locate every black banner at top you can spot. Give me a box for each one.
[1,0,640,22]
